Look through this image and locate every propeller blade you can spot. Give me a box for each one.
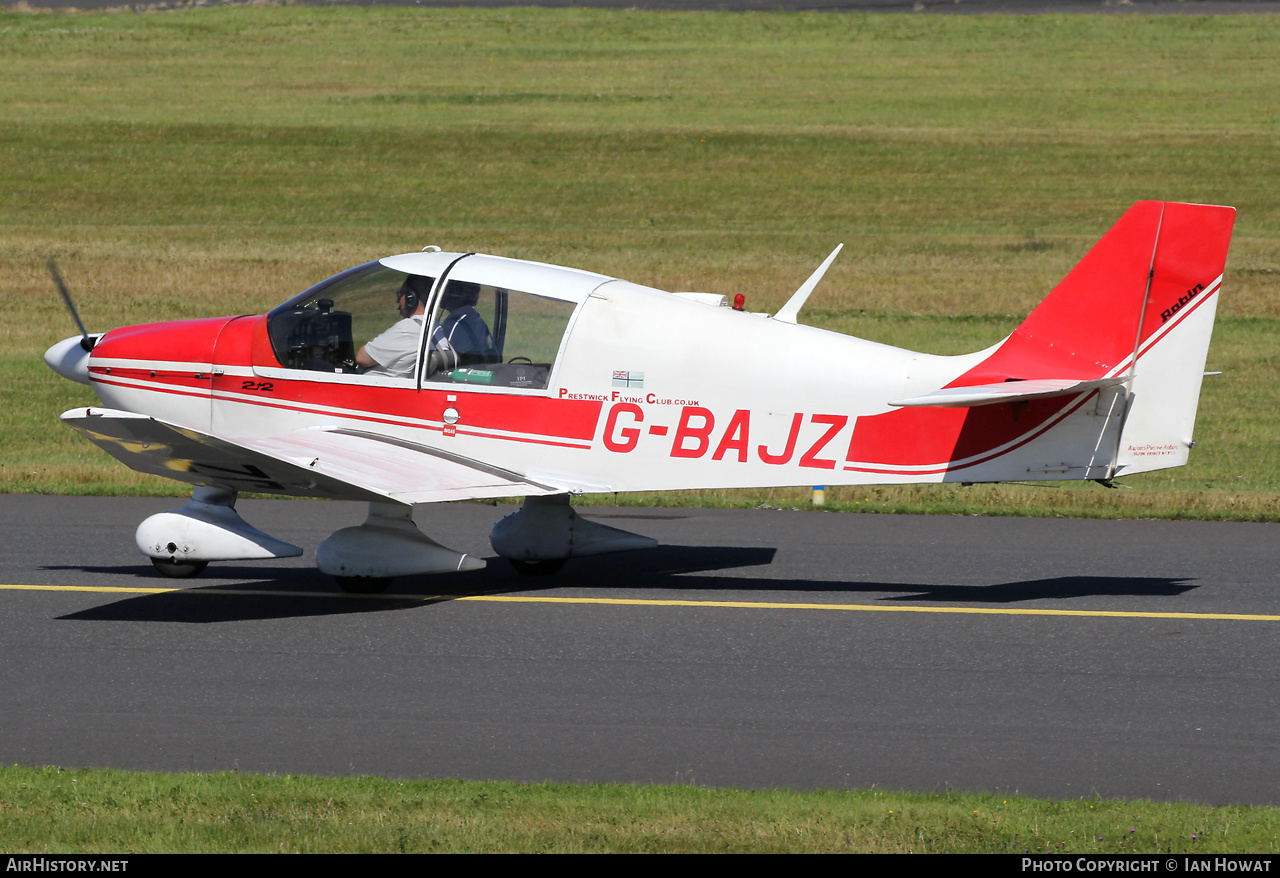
[47,257,95,351]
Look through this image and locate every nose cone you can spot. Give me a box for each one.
[44,335,98,385]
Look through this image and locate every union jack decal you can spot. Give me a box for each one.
[612,370,644,388]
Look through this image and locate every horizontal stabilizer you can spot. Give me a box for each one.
[62,407,563,504]
[889,376,1129,408]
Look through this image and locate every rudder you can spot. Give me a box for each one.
[1116,202,1235,474]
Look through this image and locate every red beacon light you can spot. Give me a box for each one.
[732,293,746,311]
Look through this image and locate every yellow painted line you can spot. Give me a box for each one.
[3,584,180,595]
[5,582,1280,621]
[2,584,360,599]
[457,595,1280,622]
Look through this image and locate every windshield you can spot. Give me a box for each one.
[267,263,412,373]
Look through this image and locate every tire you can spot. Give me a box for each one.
[151,557,209,579]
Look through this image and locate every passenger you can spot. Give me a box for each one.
[355,275,433,378]
[431,281,496,365]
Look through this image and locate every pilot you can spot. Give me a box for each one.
[355,275,434,378]
[431,281,496,365]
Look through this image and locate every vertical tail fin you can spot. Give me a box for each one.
[960,201,1233,386]
[953,201,1234,476]
[846,202,1233,482]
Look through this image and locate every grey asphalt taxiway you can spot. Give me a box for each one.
[2,494,1278,805]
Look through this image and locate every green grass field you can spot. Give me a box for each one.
[3,5,1280,516]
[4,765,1278,853]
[4,7,1280,851]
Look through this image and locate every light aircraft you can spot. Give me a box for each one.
[44,201,1235,591]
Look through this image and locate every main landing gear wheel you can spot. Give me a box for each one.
[335,576,393,594]
[151,558,209,579]
[508,558,567,576]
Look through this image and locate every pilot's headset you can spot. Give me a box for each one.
[397,275,435,318]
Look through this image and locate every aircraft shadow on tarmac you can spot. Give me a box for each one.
[52,543,1196,624]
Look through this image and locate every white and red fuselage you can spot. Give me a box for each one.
[81,201,1232,495]
[47,201,1235,581]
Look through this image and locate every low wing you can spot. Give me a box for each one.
[889,377,1129,408]
[62,407,564,504]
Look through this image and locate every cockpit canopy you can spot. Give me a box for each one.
[266,253,608,389]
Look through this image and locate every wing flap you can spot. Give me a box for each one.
[889,377,1128,408]
[62,407,562,504]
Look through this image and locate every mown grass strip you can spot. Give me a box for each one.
[3,765,1278,853]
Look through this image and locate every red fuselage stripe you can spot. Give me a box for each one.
[91,374,595,450]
